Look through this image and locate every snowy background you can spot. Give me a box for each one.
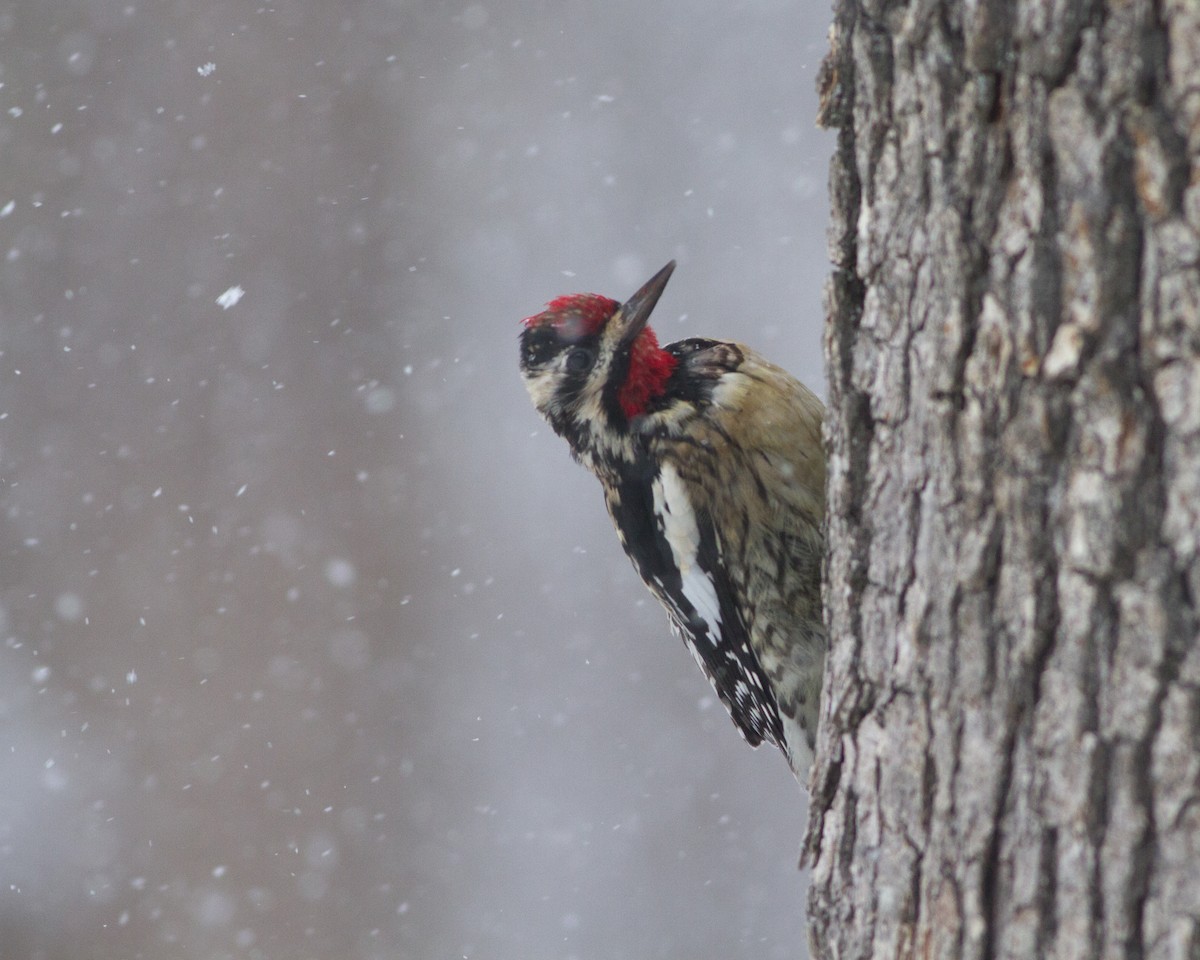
[0,1,833,957]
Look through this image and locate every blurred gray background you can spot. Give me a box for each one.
[0,1,833,957]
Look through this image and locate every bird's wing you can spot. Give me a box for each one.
[606,460,784,750]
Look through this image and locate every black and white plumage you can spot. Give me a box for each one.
[608,457,784,751]
[519,261,826,782]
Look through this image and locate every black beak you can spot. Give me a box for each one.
[613,260,676,348]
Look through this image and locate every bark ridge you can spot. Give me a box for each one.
[810,2,1200,958]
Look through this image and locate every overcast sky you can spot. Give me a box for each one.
[0,2,834,957]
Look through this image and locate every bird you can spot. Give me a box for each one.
[518,260,826,782]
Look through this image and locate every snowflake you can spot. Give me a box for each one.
[216,285,245,310]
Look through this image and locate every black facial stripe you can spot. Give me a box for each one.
[600,341,632,421]
[519,326,566,370]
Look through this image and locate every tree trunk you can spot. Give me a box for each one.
[807,2,1200,958]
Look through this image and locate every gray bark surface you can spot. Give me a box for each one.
[808,1,1200,957]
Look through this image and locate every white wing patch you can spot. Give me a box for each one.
[652,463,722,642]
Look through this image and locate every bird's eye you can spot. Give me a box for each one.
[565,347,595,374]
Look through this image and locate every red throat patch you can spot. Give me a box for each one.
[618,327,677,419]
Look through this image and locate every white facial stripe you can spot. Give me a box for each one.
[522,369,560,412]
[654,462,722,640]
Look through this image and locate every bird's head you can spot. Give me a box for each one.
[519,260,678,456]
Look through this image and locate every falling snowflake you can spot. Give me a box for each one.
[216,285,245,310]
[197,62,216,77]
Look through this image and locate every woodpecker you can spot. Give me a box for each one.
[518,261,826,782]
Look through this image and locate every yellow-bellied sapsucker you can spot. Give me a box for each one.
[519,261,826,782]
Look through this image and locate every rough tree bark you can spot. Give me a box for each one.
[807,1,1200,958]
